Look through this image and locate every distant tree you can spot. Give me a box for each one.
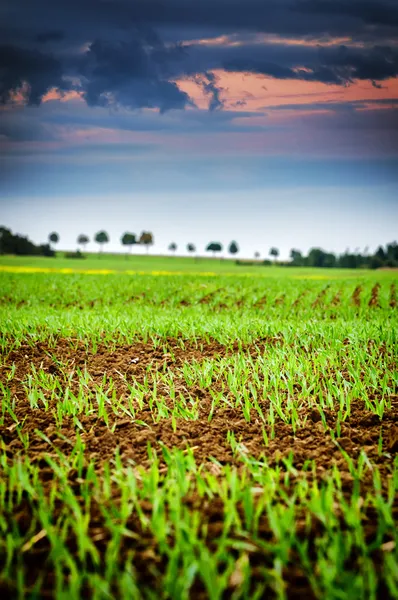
[307,248,338,268]
[0,226,55,257]
[338,252,360,269]
[307,248,326,268]
[187,243,197,261]
[228,241,239,257]
[290,249,303,266]
[77,234,89,252]
[139,231,154,253]
[386,242,398,266]
[254,252,260,260]
[49,232,59,251]
[168,242,177,255]
[375,246,386,262]
[121,232,136,257]
[269,247,279,263]
[95,231,109,255]
[369,255,384,270]
[323,253,337,268]
[206,242,223,258]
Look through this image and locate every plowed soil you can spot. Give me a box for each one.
[1,338,397,599]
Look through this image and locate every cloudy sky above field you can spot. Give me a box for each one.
[1,0,398,258]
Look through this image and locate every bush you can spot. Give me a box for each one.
[235,259,272,266]
[65,250,85,259]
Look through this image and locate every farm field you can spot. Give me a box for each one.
[0,266,397,599]
[1,252,395,277]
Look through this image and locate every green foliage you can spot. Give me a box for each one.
[168,242,177,252]
[49,232,59,244]
[0,227,54,257]
[290,242,398,270]
[121,232,136,252]
[307,248,336,268]
[206,242,223,255]
[290,249,303,266]
[187,243,196,253]
[77,234,90,247]
[94,231,110,253]
[64,250,85,260]
[139,231,154,252]
[229,241,239,255]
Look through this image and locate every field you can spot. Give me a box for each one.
[0,257,397,599]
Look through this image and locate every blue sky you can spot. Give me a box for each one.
[1,0,398,258]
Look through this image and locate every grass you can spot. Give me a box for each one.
[0,265,397,599]
[0,251,395,277]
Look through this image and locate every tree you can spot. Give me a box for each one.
[338,252,360,269]
[307,248,338,268]
[0,226,54,257]
[269,247,279,263]
[187,243,197,261]
[228,241,239,257]
[290,249,303,266]
[307,248,326,268]
[206,242,223,258]
[121,232,136,257]
[139,231,154,253]
[168,242,177,255]
[49,232,59,251]
[375,246,386,262]
[386,242,398,267]
[254,252,260,259]
[77,234,89,252]
[369,255,384,270]
[94,231,109,255]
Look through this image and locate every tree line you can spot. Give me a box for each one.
[49,231,155,254]
[0,227,55,257]
[1,226,397,269]
[288,244,398,270]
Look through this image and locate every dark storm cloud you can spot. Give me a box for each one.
[193,72,225,111]
[3,0,398,45]
[77,0,398,40]
[173,37,398,88]
[1,101,265,143]
[261,98,398,130]
[294,0,398,29]
[0,28,191,111]
[263,98,398,111]
[1,0,397,112]
[0,110,58,141]
[0,44,69,104]
[221,43,398,85]
[35,31,65,44]
[78,33,191,111]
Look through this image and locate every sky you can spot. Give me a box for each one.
[1,0,398,259]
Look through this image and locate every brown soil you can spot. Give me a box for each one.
[198,288,223,304]
[351,285,362,307]
[253,295,267,308]
[330,289,342,307]
[292,290,308,308]
[311,285,330,308]
[369,283,381,308]
[1,338,396,474]
[390,283,397,309]
[274,293,285,306]
[1,339,397,599]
